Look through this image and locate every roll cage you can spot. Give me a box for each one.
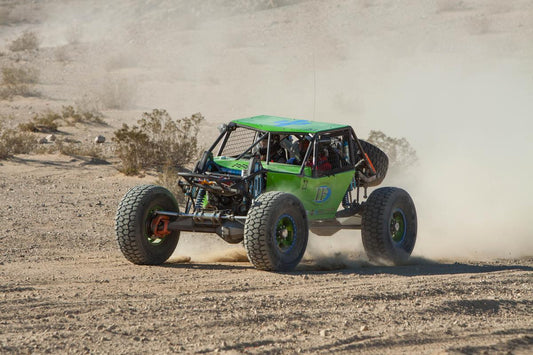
[209,122,370,178]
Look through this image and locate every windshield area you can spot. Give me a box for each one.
[214,126,314,169]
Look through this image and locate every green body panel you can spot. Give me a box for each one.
[266,169,354,220]
[212,157,249,172]
[232,115,349,134]
[213,158,354,221]
[214,158,310,175]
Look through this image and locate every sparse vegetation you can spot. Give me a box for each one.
[18,111,61,133]
[156,164,186,203]
[18,106,105,132]
[56,140,105,160]
[61,105,105,125]
[8,31,39,52]
[0,122,37,159]
[0,65,40,99]
[366,130,418,171]
[33,137,107,163]
[113,109,204,175]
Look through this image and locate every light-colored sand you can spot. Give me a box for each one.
[1,1,532,353]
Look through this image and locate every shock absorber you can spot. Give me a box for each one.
[195,189,206,211]
[342,191,350,209]
[342,177,357,208]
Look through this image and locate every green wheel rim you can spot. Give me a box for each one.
[145,206,165,245]
[390,209,406,243]
[275,214,296,252]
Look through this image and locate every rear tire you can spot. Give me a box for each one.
[115,185,180,265]
[358,140,389,187]
[361,187,417,265]
[244,191,308,271]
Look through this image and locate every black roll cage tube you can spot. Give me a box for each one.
[204,123,373,178]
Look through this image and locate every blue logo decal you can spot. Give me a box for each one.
[274,119,311,127]
[314,186,331,203]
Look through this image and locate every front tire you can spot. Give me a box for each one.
[115,185,180,265]
[244,191,308,271]
[361,187,417,265]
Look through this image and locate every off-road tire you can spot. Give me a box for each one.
[358,140,389,187]
[361,187,417,265]
[115,185,180,265]
[244,191,308,271]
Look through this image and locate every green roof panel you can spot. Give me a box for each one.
[232,115,349,133]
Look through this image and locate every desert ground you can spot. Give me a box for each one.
[1,0,532,354]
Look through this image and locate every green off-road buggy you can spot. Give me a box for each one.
[115,115,417,271]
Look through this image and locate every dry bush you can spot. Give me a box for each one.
[0,123,37,159]
[18,106,105,132]
[35,137,106,161]
[366,130,418,171]
[61,105,105,125]
[56,140,104,159]
[8,31,39,52]
[113,109,204,175]
[18,111,61,133]
[0,65,40,99]
[156,165,186,203]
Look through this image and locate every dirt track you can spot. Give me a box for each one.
[1,158,531,354]
[1,0,533,353]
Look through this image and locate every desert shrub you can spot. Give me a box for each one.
[156,165,186,203]
[0,65,39,98]
[366,130,418,171]
[8,31,39,52]
[2,66,39,85]
[61,105,105,125]
[18,106,104,132]
[113,109,204,175]
[18,111,61,132]
[0,123,36,159]
[56,140,104,159]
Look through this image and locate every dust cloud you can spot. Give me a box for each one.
[30,0,532,260]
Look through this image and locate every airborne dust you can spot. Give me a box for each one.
[30,0,533,263]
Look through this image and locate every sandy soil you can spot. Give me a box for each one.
[0,156,531,354]
[1,0,532,354]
